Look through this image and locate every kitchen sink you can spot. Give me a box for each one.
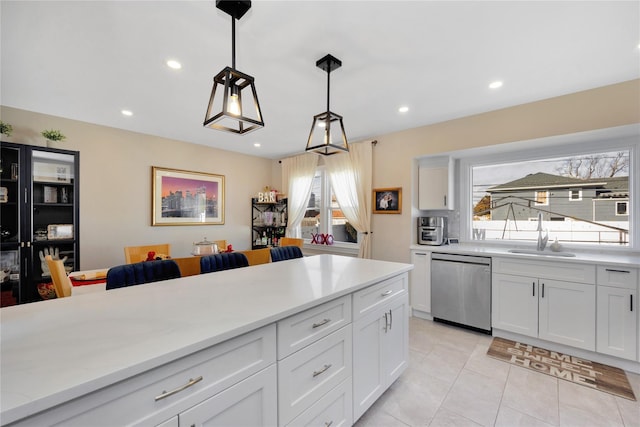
[508,249,576,257]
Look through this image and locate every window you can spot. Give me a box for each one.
[467,145,632,247]
[616,201,629,216]
[301,168,358,244]
[534,191,549,205]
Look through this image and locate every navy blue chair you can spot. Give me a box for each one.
[200,252,249,274]
[270,246,303,262]
[106,259,181,290]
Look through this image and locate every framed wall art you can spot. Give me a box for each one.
[152,167,225,226]
[372,187,402,214]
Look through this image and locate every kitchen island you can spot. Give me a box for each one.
[1,255,412,426]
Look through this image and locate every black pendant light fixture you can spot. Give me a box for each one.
[203,0,264,135]
[305,54,349,155]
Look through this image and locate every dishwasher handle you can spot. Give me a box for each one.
[431,253,491,266]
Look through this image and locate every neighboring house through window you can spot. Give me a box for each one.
[464,141,633,247]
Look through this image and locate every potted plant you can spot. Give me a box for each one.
[41,129,66,147]
[0,120,13,139]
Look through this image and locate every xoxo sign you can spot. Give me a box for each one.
[311,233,334,245]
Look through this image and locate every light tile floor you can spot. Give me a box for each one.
[354,317,640,427]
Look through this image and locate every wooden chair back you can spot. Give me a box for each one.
[214,240,227,252]
[45,255,72,298]
[239,248,272,266]
[124,244,171,264]
[173,257,202,277]
[279,237,303,248]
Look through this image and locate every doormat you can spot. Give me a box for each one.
[487,337,636,401]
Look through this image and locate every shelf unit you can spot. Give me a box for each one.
[0,142,80,305]
[251,197,287,249]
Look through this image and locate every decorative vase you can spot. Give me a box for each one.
[46,139,55,148]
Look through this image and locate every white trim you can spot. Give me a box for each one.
[615,200,629,216]
[534,190,549,206]
[569,189,582,201]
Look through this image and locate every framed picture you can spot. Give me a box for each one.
[373,187,402,214]
[152,166,225,226]
[33,162,71,184]
[47,224,74,240]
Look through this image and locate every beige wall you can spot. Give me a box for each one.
[369,79,640,262]
[2,79,638,268]
[0,106,274,269]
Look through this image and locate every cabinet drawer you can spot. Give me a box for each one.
[285,377,352,427]
[278,295,351,360]
[278,327,352,426]
[10,325,276,427]
[597,266,638,289]
[493,257,595,284]
[353,273,408,320]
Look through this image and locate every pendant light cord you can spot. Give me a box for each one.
[326,68,331,112]
[231,17,236,69]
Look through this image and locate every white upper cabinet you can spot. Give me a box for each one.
[418,157,454,210]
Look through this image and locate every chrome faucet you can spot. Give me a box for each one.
[536,212,548,251]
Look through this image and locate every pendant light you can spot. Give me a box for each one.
[203,0,264,135]
[305,54,349,155]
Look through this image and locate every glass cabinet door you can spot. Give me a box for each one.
[28,149,77,302]
[0,145,23,306]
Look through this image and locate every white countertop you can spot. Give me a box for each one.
[0,255,412,425]
[410,243,640,268]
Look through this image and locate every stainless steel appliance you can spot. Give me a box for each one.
[431,252,492,332]
[417,216,446,245]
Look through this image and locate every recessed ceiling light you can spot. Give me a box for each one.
[398,106,409,113]
[166,60,182,70]
[121,109,133,116]
[489,81,503,89]
[254,143,261,148]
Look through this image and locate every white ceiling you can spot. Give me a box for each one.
[1,1,639,160]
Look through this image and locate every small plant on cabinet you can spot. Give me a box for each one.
[0,121,13,137]
[41,129,66,142]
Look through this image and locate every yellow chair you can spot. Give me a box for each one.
[45,255,72,298]
[214,240,228,252]
[124,244,171,264]
[239,248,271,266]
[280,237,303,248]
[173,257,202,277]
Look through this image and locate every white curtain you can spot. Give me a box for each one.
[325,142,373,258]
[281,153,318,238]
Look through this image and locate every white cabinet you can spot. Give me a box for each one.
[492,273,538,337]
[9,325,277,427]
[596,266,638,361]
[277,296,353,427]
[538,279,595,350]
[409,250,430,316]
[178,365,277,427]
[418,160,454,210]
[492,258,596,351]
[352,275,409,422]
[286,378,352,427]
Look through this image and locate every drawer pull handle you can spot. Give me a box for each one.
[155,376,203,401]
[313,364,332,378]
[605,268,630,274]
[631,295,634,312]
[381,290,393,297]
[312,318,331,328]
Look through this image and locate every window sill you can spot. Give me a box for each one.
[302,242,359,257]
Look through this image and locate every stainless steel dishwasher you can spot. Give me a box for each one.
[431,253,492,332]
